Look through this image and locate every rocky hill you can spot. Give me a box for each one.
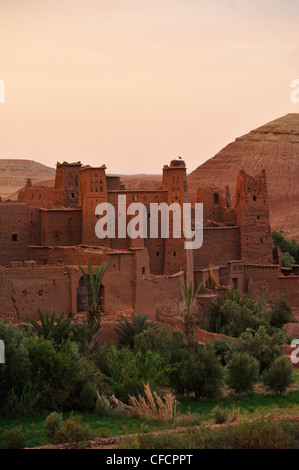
[188,113,299,239]
[0,159,55,198]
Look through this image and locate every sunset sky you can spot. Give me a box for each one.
[0,0,298,174]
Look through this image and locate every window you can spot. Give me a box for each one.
[253,195,257,201]
[71,193,75,198]
[173,251,176,257]
[157,251,159,256]
[142,267,145,274]
[12,233,18,242]
[213,193,219,205]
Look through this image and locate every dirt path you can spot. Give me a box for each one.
[31,413,299,449]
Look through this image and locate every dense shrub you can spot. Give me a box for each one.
[212,406,228,424]
[3,426,27,449]
[134,328,187,364]
[94,345,167,402]
[213,338,233,365]
[270,295,294,329]
[45,412,63,441]
[262,356,295,394]
[205,289,269,337]
[114,312,158,348]
[45,413,93,444]
[170,345,224,398]
[67,357,112,411]
[27,336,79,410]
[0,321,32,415]
[229,326,285,372]
[27,308,72,345]
[226,353,260,396]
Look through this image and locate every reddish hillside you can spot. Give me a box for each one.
[0,159,55,198]
[188,114,299,239]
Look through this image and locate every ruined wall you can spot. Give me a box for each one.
[0,203,40,265]
[151,271,185,326]
[18,162,82,209]
[193,226,241,270]
[196,185,235,225]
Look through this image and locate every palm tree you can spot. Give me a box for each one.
[78,261,107,326]
[114,312,159,348]
[28,308,71,345]
[183,280,202,348]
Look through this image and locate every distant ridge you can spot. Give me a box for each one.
[188,113,299,239]
[0,159,55,197]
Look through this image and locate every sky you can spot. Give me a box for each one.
[0,0,298,174]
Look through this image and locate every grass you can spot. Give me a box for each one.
[1,370,299,448]
[0,412,174,448]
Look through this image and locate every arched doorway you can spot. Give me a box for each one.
[76,277,105,313]
[77,276,90,312]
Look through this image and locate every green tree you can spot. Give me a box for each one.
[170,345,224,398]
[206,288,268,336]
[270,295,294,328]
[27,308,71,345]
[78,262,107,326]
[262,356,294,395]
[114,312,158,349]
[227,353,260,397]
[230,326,286,372]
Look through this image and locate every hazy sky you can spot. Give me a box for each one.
[0,0,298,174]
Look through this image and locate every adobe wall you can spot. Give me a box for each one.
[40,209,81,246]
[151,271,186,327]
[18,185,56,208]
[245,264,299,308]
[193,226,241,270]
[0,203,40,265]
[0,265,71,322]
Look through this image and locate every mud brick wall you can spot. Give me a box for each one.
[0,203,40,265]
[193,226,240,270]
[0,265,71,322]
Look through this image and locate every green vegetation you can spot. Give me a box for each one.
[262,356,295,395]
[119,418,299,449]
[0,284,298,449]
[272,230,299,267]
[114,312,158,349]
[78,261,107,326]
[204,288,270,337]
[226,353,260,396]
[27,308,71,345]
[183,280,202,348]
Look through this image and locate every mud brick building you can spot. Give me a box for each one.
[1,154,299,337]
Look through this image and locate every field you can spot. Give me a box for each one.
[1,370,299,449]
